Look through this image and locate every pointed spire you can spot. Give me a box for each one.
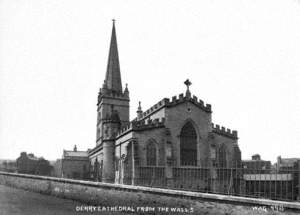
[105,19,122,93]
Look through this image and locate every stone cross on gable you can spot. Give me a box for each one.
[184,79,192,90]
[184,79,192,97]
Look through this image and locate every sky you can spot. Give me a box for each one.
[0,0,300,163]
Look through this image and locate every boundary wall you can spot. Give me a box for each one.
[0,171,300,215]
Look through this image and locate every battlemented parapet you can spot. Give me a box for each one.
[139,94,212,120]
[116,117,166,138]
[141,98,169,118]
[167,93,211,112]
[212,123,238,140]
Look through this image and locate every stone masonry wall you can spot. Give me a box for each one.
[165,102,212,166]
[62,159,89,179]
[0,171,300,214]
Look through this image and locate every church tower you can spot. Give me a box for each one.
[96,20,130,182]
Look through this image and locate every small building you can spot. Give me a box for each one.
[242,156,300,201]
[16,152,38,174]
[52,159,62,177]
[16,152,52,176]
[242,154,271,174]
[243,173,297,201]
[276,156,300,172]
[0,160,17,173]
[57,145,90,180]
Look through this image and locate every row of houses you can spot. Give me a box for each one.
[0,152,53,176]
[242,154,300,200]
[0,147,90,179]
[49,146,300,201]
[4,148,299,201]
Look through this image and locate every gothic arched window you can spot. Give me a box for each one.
[218,144,227,168]
[146,141,157,166]
[180,122,197,166]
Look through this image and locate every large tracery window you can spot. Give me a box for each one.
[180,122,197,166]
[146,141,157,166]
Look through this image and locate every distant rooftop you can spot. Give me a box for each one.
[63,150,88,158]
[242,160,270,162]
[244,174,293,181]
[278,157,300,167]
[19,152,41,161]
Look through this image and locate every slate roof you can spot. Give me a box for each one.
[63,150,88,158]
[279,158,300,167]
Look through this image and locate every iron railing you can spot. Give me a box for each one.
[119,164,300,202]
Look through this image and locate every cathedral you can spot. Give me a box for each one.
[88,21,241,192]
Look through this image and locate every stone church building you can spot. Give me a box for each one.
[88,21,241,193]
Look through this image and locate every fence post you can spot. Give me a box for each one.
[131,141,135,186]
[165,154,174,188]
[165,165,173,188]
[131,140,139,186]
[297,161,300,200]
[165,140,173,188]
[209,165,217,193]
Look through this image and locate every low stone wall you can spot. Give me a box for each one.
[1,171,300,215]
